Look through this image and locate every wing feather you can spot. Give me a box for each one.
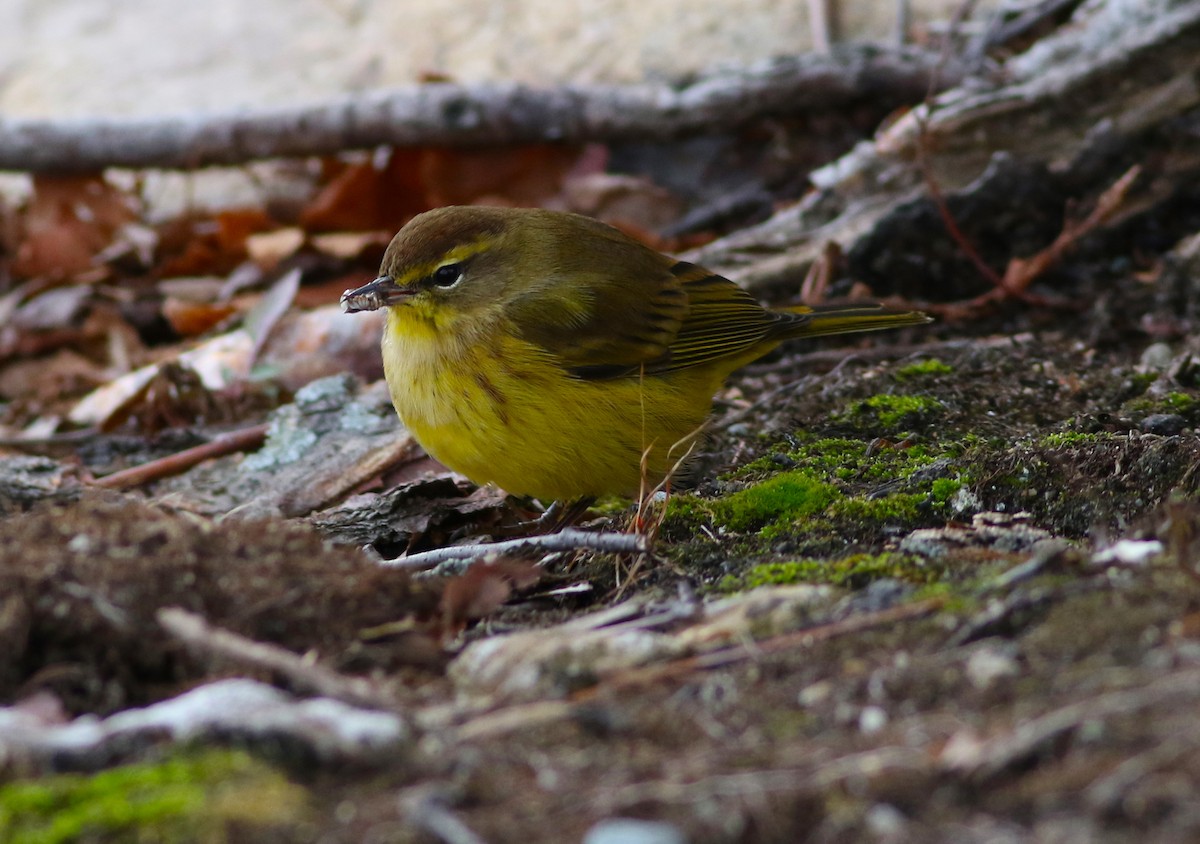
[503,218,787,379]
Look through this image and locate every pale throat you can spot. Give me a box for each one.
[382,301,507,382]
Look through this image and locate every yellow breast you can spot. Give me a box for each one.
[382,307,722,501]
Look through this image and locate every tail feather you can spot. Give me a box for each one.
[774,303,932,340]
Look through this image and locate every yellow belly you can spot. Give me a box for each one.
[382,309,724,501]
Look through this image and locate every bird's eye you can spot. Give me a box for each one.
[432,263,463,288]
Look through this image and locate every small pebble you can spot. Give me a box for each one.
[1138,342,1174,371]
[583,818,687,844]
[966,646,1020,690]
[1140,413,1186,435]
[859,705,888,735]
[865,803,909,839]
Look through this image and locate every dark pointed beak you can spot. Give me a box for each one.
[340,275,414,313]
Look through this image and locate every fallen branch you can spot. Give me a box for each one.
[0,47,960,173]
[0,677,408,771]
[158,607,399,711]
[686,2,1200,294]
[381,528,648,570]
[91,422,268,490]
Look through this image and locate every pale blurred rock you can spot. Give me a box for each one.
[0,0,991,119]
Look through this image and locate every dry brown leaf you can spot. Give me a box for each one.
[68,330,254,428]
[161,298,239,337]
[13,174,137,280]
[156,209,275,279]
[214,208,276,254]
[245,227,306,266]
[563,172,683,232]
[244,269,300,361]
[422,144,583,208]
[440,559,544,634]
[301,150,428,233]
[0,348,110,405]
[310,231,392,260]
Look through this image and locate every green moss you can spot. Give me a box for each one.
[723,552,939,592]
[1040,431,1101,448]
[828,492,925,525]
[665,431,976,553]
[590,496,631,517]
[1123,390,1199,420]
[0,749,306,844]
[729,435,941,486]
[895,358,953,380]
[663,493,716,531]
[841,394,945,429]
[1164,392,1197,414]
[930,477,962,504]
[1129,372,1158,393]
[735,560,827,588]
[911,581,977,613]
[716,471,840,533]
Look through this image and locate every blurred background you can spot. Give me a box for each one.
[0,0,979,117]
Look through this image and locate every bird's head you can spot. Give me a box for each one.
[341,206,549,326]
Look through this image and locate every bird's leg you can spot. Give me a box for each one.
[500,497,596,535]
[539,497,596,532]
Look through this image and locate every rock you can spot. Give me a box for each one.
[583,818,687,844]
[1140,413,1187,435]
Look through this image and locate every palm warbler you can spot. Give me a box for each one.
[341,206,928,502]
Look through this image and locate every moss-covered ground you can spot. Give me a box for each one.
[6,214,1200,842]
[0,750,306,844]
[5,329,1200,843]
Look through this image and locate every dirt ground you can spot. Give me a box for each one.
[5,208,1200,842]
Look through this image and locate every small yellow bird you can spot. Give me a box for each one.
[342,206,928,504]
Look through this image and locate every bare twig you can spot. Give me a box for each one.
[943,667,1200,783]
[1001,165,1142,290]
[1085,739,1200,813]
[584,597,944,695]
[451,700,578,743]
[807,0,837,53]
[91,423,269,489]
[597,748,928,813]
[400,788,489,844]
[968,0,1086,63]
[919,165,1142,320]
[158,607,400,711]
[380,529,648,571]
[0,47,962,173]
[914,125,1009,292]
[903,1,1148,320]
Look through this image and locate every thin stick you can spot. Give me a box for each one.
[91,423,268,489]
[158,607,399,711]
[401,790,489,844]
[946,666,1200,783]
[585,597,943,695]
[380,528,648,570]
